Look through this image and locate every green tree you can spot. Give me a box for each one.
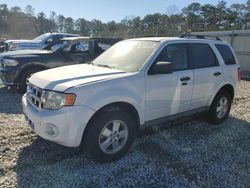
[107,21,117,37]
[64,17,74,33]
[10,6,21,14]
[182,3,202,31]
[50,11,56,32]
[246,0,250,29]
[57,15,65,32]
[75,18,90,35]
[37,12,46,34]
[24,5,34,17]
[216,1,227,29]
[201,4,218,31]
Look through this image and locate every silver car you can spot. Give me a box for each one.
[3,32,80,52]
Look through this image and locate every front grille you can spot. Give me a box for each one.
[27,83,43,110]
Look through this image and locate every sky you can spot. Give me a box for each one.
[0,0,247,23]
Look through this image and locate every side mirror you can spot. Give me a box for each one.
[149,61,173,75]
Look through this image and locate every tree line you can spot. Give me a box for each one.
[0,1,250,39]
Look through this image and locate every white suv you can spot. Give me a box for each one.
[22,35,240,162]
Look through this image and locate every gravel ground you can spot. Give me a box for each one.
[0,82,250,188]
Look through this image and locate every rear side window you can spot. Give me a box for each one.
[155,43,189,71]
[190,43,217,68]
[215,44,236,65]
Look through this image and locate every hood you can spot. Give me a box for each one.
[29,64,131,92]
[5,39,36,44]
[0,50,51,58]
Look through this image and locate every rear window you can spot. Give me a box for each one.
[190,43,218,68]
[215,44,236,65]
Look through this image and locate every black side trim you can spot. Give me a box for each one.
[142,107,208,128]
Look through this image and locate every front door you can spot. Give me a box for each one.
[145,43,194,121]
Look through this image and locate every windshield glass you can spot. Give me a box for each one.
[33,33,50,42]
[92,40,159,72]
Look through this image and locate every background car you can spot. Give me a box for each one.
[0,37,121,92]
[3,32,80,52]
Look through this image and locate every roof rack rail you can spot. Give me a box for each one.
[179,33,221,41]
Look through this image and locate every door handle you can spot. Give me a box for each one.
[213,72,222,76]
[180,76,191,81]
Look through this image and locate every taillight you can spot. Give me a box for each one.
[237,67,241,81]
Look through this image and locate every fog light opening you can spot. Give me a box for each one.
[45,124,58,137]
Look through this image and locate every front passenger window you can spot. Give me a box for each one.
[155,43,188,71]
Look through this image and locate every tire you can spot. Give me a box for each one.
[19,67,44,93]
[208,91,232,124]
[84,108,136,162]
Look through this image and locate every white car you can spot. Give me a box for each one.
[22,35,240,162]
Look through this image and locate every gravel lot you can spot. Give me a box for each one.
[0,82,249,187]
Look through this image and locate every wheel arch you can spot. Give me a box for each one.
[209,84,235,106]
[16,63,47,83]
[81,101,141,146]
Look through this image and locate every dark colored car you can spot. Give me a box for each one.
[0,37,121,92]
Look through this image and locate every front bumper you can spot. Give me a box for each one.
[0,67,18,86]
[22,94,96,147]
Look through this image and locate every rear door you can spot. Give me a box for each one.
[215,44,240,86]
[145,43,194,121]
[189,42,224,109]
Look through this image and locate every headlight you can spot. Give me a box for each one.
[3,59,19,67]
[42,91,76,110]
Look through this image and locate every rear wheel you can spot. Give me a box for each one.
[19,67,44,93]
[208,91,232,124]
[84,108,136,162]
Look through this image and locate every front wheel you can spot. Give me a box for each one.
[208,91,232,124]
[84,109,136,162]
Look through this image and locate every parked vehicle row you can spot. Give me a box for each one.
[0,36,121,92]
[21,34,240,162]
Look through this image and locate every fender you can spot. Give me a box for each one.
[16,62,48,82]
[70,77,146,125]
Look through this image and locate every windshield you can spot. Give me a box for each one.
[92,40,159,72]
[33,33,51,42]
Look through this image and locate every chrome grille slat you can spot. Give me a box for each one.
[27,83,43,111]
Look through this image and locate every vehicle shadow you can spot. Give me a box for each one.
[0,85,23,114]
[15,116,250,187]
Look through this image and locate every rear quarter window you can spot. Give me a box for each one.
[215,44,236,65]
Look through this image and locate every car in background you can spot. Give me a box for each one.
[3,33,80,52]
[0,37,121,92]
